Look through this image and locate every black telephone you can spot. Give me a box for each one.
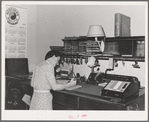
[87,72,106,85]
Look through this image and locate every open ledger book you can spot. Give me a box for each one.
[57,79,82,90]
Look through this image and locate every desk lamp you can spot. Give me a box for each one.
[87,25,106,52]
[86,25,106,70]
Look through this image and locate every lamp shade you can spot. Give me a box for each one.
[87,25,106,37]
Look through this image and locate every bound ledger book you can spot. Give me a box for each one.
[115,13,131,37]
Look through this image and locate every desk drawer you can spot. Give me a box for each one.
[52,91,79,110]
[79,97,124,110]
[126,94,145,110]
[53,103,75,110]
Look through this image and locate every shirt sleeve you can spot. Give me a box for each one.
[45,65,56,83]
[30,67,36,87]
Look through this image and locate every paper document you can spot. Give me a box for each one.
[98,82,107,87]
[65,85,82,91]
[22,94,31,106]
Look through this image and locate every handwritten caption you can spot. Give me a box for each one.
[68,114,87,119]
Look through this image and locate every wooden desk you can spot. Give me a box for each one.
[5,76,145,110]
[51,83,145,110]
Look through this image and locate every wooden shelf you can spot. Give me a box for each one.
[62,53,145,62]
[50,36,145,62]
[49,48,145,62]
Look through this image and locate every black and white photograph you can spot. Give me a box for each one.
[1,1,148,121]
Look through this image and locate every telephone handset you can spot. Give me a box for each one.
[87,72,105,85]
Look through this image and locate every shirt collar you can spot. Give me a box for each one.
[46,58,55,67]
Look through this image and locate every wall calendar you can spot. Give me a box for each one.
[5,5,27,58]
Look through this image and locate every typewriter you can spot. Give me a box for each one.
[87,72,140,100]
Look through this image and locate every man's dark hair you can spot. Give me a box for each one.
[45,50,63,60]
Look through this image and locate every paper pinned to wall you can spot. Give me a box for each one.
[5,5,27,58]
[22,94,31,106]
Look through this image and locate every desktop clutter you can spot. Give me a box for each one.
[55,54,141,101]
[54,20,142,90]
